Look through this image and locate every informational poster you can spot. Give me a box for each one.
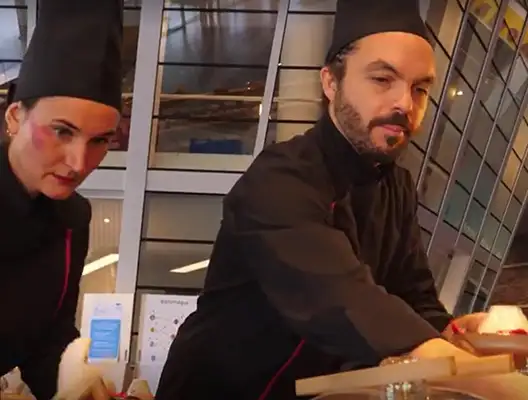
[80,293,134,364]
[138,294,198,365]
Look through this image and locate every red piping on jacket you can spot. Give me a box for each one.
[257,339,305,400]
[55,229,72,315]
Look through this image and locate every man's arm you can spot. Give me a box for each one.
[19,226,88,399]
[387,170,453,333]
[227,151,443,365]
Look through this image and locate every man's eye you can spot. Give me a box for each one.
[372,76,391,84]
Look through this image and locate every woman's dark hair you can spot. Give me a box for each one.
[2,81,39,142]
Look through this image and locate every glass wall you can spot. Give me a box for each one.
[0,0,31,138]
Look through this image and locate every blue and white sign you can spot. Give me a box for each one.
[89,318,121,360]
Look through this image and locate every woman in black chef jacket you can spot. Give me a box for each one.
[0,0,123,398]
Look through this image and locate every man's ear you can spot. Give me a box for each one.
[4,102,24,137]
[320,66,337,104]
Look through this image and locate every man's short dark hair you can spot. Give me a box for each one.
[321,42,358,110]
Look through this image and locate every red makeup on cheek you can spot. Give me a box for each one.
[29,119,55,150]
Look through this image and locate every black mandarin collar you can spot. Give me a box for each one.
[312,112,394,187]
[0,140,91,228]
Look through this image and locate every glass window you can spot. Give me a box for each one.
[503,151,521,190]
[455,23,486,89]
[444,183,470,229]
[490,181,510,219]
[481,65,506,117]
[138,241,211,290]
[467,259,485,284]
[0,5,28,61]
[399,143,425,183]
[165,0,280,10]
[464,199,484,241]
[481,213,500,254]
[443,71,474,130]
[138,193,224,291]
[151,7,278,163]
[288,0,336,12]
[107,7,141,156]
[503,196,522,231]
[423,0,464,56]
[457,144,481,192]
[413,99,437,151]
[513,118,528,160]
[429,112,462,172]
[497,90,520,139]
[430,38,451,102]
[142,193,223,242]
[514,167,528,202]
[493,226,511,260]
[267,122,315,145]
[467,104,494,160]
[482,268,497,292]
[78,198,123,325]
[474,163,497,206]
[419,161,448,213]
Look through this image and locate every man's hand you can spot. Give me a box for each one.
[443,313,488,341]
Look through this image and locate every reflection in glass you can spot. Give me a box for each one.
[444,183,470,229]
[419,161,448,213]
[423,0,464,56]
[413,99,437,151]
[428,113,462,172]
[165,0,280,11]
[138,241,212,290]
[443,71,473,130]
[0,6,28,61]
[153,9,277,160]
[288,0,336,12]
[161,10,276,66]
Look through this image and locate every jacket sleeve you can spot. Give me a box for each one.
[226,153,442,366]
[19,225,89,400]
[386,172,453,333]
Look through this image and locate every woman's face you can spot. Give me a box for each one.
[5,96,120,199]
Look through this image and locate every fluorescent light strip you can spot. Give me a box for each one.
[82,253,119,276]
[171,259,210,274]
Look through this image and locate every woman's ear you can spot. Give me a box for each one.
[4,102,23,137]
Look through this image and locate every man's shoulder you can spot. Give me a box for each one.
[226,131,334,210]
[240,132,328,190]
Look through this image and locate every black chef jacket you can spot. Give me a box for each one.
[156,113,453,400]
[0,142,90,399]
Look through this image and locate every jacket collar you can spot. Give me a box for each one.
[311,112,394,187]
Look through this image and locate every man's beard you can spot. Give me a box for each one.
[333,89,410,164]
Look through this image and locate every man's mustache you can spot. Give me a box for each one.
[368,113,411,135]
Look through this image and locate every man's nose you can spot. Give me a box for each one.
[393,87,414,115]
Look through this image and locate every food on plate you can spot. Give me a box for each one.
[478,306,528,336]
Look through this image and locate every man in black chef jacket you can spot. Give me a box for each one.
[156,1,487,399]
[0,1,123,398]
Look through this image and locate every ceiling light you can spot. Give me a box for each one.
[456,90,463,96]
[103,218,110,223]
[82,253,119,276]
[171,259,209,274]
